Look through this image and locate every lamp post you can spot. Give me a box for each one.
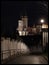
[40,19,44,52]
[40,19,44,30]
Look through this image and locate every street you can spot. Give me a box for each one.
[6,55,48,64]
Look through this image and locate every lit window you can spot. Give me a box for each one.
[19,31,22,36]
[42,24,48,28]
[23,31,25,36]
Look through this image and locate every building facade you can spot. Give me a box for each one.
[17,15,28,36]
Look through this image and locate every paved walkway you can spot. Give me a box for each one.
[6,55,48,64]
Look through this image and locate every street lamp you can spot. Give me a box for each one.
[40,19,44,52]
[40,19,44,31]
[40,19,44,23]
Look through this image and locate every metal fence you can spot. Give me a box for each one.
[1,49,29,61]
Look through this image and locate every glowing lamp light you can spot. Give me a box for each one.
[40,19,44,23]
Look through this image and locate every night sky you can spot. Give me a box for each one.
[1,1,48,36]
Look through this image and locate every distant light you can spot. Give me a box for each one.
[40,19,44,23]
[19,31,26,36]
[42,24,48,28]
[23,31,26,36]
[19,31,22,36]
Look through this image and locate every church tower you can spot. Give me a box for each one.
[17,12,28,36]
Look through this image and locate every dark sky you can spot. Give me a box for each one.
[1,1,48,36]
